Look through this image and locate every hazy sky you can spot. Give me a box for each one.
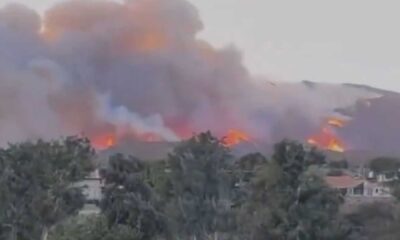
[2,0,400,92]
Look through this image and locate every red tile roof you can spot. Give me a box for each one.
[325,175,364,189]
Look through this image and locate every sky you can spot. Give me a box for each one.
[2,0,400,92]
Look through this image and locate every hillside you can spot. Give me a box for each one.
[96,82,400,164]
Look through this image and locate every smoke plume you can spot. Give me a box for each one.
[0,0,379,148]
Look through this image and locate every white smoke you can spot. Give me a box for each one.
[97,94,179,141]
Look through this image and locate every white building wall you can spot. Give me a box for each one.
[363,181,392,198]
[77,170,104,215]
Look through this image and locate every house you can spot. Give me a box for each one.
[363,181,392,197]
[365,164,400,183]
[81,169,104,203]
[325,175,392,198]
[376,171,399,183]
[76,169,104,215]
[325,175,365,196]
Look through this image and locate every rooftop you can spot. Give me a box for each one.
[325,175,364,189]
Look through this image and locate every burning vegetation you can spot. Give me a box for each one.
[91,133,117,150]
[222,129,251,147]
[307,117,347,152]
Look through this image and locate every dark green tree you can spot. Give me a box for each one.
[346,202,400,240]
[369,157,400,174]
[142,160,173,203]
[100,154,167,240]
[240,140,349,240]
[49,215,141,240]
[0,137,95,240]
[328,159,349,169]
[229,152,269,220]
[164,132,235,240]
[233,153,268,185]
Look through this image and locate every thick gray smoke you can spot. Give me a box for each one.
[0,0,378,148]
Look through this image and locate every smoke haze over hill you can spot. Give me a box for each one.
[0,0,397,154]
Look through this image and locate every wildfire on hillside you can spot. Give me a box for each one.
[90,130,165,150]
[307,117,347,153]
[307,128,345,152]
[89,127,252,151]
[327,117,347,128]
[91,133,117,150]
[222,129,250,147]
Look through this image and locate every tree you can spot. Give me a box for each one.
[233,153,268,185]
[0,137,95,240]
[100,154,167,240]
[369,157,400,174]
[48,215,141,240]
[229,152,269,231]
[240,140,349,240]
[141,160,173,203]
[346,202,400,240]
[164,132,235,240]
[328,159,349,169]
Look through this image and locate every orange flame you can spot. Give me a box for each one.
[307,128,345,153]
[222,129,250,147]
[90,130,168,150]
[327,117,346,128]
[91,133,117,150]
[308,117,347,152]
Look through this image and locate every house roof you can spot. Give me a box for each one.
[325,175,364,189]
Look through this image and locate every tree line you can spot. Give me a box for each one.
[1,132,400,240]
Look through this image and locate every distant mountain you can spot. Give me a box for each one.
[336,85,400,155]
[342,83,399,96]
[96,82,400,164]
[297,81,400,156]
